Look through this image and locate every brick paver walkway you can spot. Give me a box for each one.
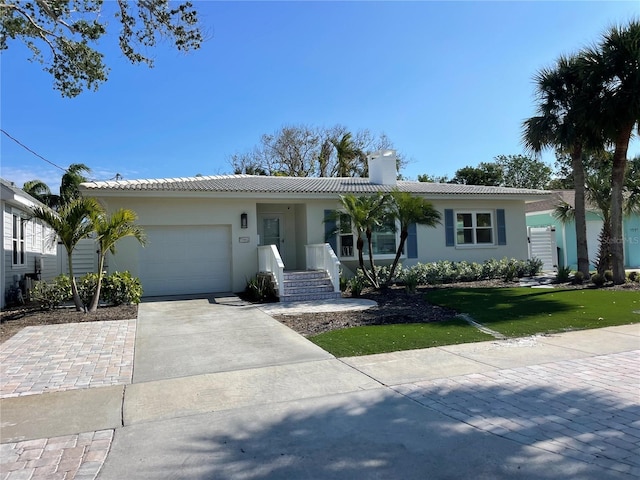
[0,320,136,398]
[0,430,113,480]
[394,350,640,477]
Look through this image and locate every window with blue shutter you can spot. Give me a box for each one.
[444,209,455,246]
[497,208,507,245]
[407,222,418,258]
[324,209,337,253]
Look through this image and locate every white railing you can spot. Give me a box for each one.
[258,244,285,297]
[306,243,341,293]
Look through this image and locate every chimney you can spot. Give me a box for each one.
[367,150,397,185]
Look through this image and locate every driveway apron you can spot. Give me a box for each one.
[98,298,639,480]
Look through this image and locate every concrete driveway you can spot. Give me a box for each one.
[1,295,638,479]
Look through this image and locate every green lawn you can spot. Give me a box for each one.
[426,288,640,337]
[310,318,493,357]
[309,288,640,357]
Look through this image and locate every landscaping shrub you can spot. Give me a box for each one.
[525,258,544,277]
[573,271,585,285]
[30,275,72,310]
[102,271,143,305]
[604,270,614,282]
[555,266,571,283]
[628,271,639,283]
[77,273,99,308]
[245,274,276,303]
[348,275,365,297]
[402,270,420,294]
[591,273,606,287]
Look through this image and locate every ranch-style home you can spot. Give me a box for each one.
[79,151,550,299]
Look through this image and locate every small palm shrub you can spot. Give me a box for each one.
[348,275,365,297]
[245,274,276,303]
[402,270,420,294]
[555,266,572,283]
[591,273,606,287]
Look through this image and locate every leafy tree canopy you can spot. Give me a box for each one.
[1,0,203,97]
[230,124,405,178]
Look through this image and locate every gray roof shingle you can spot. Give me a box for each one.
[81,174,549,198]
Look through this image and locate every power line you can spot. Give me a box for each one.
[1,129,67,172]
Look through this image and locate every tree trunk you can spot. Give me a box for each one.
[88,253,105,313]
[385,230,408,287]
[610,126,632,284]
[366,228,379,288]
[356,235,376,286]
[571,145,590,277]
[67,251,84,312]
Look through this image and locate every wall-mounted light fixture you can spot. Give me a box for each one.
[241,212,248,229]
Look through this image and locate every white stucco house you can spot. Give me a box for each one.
[79,151,549,299]
[1,178,58,309]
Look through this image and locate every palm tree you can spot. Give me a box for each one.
[522,54,602,277]
[385,190,441,286]
[333,193,390,288]
[552,157,640,275]
[581,20,640,284]
[331,133,361,177]
[60,163,91,206]
[88,207,146,312]
[31,197,101,311]
[22,180,58,208]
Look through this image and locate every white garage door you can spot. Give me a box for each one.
[139,226,231,296]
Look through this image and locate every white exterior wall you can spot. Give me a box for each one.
[412,199,529,265]
[99,196,259,293]
[1,202,57,309]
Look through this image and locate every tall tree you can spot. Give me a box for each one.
[331,193,390,289]
[450,162,502,186]
[385,190,441,286]
[1,1,203,97]
[552,158,640,275]
[331,132,361,177]
[582,20,640,284]
[522,54,601,277]
[30,197,100,311]
[60,163,91,206]
[494,154,552,189]
[229,125,404,178]
[22,179,58,207]
[88,207,146,312]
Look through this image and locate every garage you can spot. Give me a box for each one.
[139,225,232,296]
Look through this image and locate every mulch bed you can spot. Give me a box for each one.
[1,304,137,344]
[2,278,637,343]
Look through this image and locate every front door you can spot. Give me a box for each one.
[260,214,284,258]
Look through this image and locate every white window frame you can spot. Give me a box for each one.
[455,211,495,247]
[336,214,400,259]
[12,213,26,267]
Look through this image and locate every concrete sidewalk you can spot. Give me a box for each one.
[1,296,639,479]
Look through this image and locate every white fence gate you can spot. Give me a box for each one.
[528,226,558,272]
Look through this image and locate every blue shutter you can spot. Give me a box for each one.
[497,209,507,245]
[444,209,454,247]
[324,209,338,252]
[407,222,418,258]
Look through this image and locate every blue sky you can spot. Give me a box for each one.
[2,1,639,192]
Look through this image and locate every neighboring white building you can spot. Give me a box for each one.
[80,152,550,298]
[1,178,57,309]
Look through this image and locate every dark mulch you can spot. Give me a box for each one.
[0,303,138,344]
[2,277,637,343]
